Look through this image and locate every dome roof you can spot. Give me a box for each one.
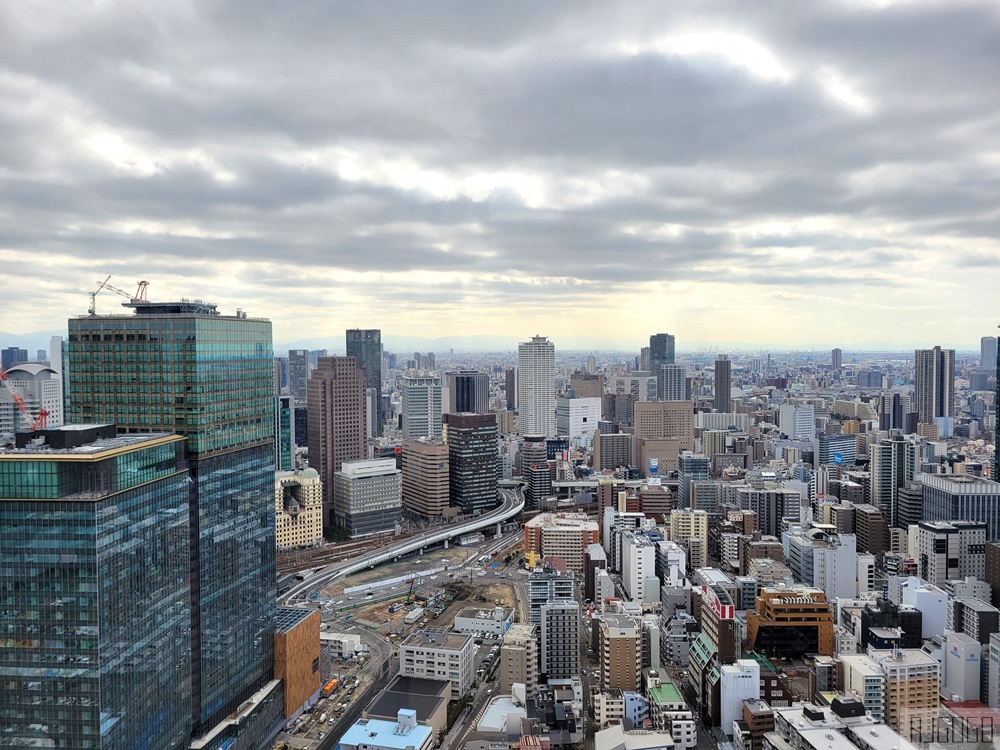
[6,363,57,377]
[301,467,319,478]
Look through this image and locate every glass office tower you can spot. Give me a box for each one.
[0,425,191,748]
[67,300,276,735]
[345,328,383,428]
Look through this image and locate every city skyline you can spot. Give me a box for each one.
[2,2,999,346]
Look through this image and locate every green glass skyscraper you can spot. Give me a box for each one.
[66,299,276,736]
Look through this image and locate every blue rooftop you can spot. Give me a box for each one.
[339,711,432,750]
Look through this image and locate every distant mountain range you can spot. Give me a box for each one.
[1,330,980,358]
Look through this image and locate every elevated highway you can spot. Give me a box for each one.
[282,485,524,602]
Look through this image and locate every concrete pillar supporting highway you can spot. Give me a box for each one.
[496,522,501,537]
[444,539,449,549]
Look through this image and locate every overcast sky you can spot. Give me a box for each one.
[2,0,998,350]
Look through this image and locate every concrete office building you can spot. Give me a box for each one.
[275,469,324,550]
[594,431,635,472]
[402,373,443,440]
[915,521,987,586]
[720,660,761,738]
[670,509,709,568]
[556,396,602,445]
[746,586,834,657]
[333,458,403,539]
[840,654,886,723]
[399,628,476,700]
[661,364,688,401]
[914,346,955,424]
[401,439,450,519]
[346,329,384,428]
[540,600,580,680]
[622,532,657,603]
[517,335,557,438]
[869,438,920,528]
[68,299,278,739]
[633,401,694,474]
[736,487,801,538]
[779,404,815,440]
[921,473,1000,541]
[715,355,732,412]
[524,512,600,572]
[600,615,642,691]
[447,370,489,415]
[308,356,367,526]
[609,372,658,402]
[500,624,539,698]
[570,371,603,399]
[447,412,499,515]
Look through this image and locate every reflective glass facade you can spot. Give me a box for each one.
[0,438,191,749]
[67,307,276,735]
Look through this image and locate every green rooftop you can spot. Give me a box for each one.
[649,681,683,705]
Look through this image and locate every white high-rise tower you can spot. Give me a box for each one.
[517,335,556,437]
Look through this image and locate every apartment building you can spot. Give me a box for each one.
[500,624,538,699]
[524,512,600,571]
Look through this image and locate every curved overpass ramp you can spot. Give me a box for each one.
[283,486,524,602]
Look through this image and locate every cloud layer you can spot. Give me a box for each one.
[2,0,998,349]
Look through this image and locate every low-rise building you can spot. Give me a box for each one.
[453,607,515,636]
[399,628,475,700]
[339,710,435,750]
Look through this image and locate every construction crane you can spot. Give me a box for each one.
[88,277,150,315]
[0,366,48,431]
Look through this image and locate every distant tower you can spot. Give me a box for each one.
[517,336,556,438]
[914,347,955,424]
[714,354,732,412]
[831,348,843,370]
[287,348,309,403]
[995,328,1000,482]
[648,334,675,399]
[982,336,998,368]
[346,329,383,428]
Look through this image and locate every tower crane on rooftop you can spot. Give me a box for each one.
[88,277,150,315]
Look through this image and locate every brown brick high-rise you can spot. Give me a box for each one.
[308,356,367,529]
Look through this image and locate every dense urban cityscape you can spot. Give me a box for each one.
[4,313,1000,750]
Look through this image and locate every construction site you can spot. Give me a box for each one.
[316,545,519,635]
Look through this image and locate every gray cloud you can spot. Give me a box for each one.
[1,0,998,345]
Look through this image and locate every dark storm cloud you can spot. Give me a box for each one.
[1,0,999,340]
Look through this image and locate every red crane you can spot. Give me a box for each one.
[0,366,48,431]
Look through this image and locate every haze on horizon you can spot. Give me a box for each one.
[2,1,998,348]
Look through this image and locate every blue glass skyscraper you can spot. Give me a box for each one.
[0,425,192,748]
[66,299,276,736]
